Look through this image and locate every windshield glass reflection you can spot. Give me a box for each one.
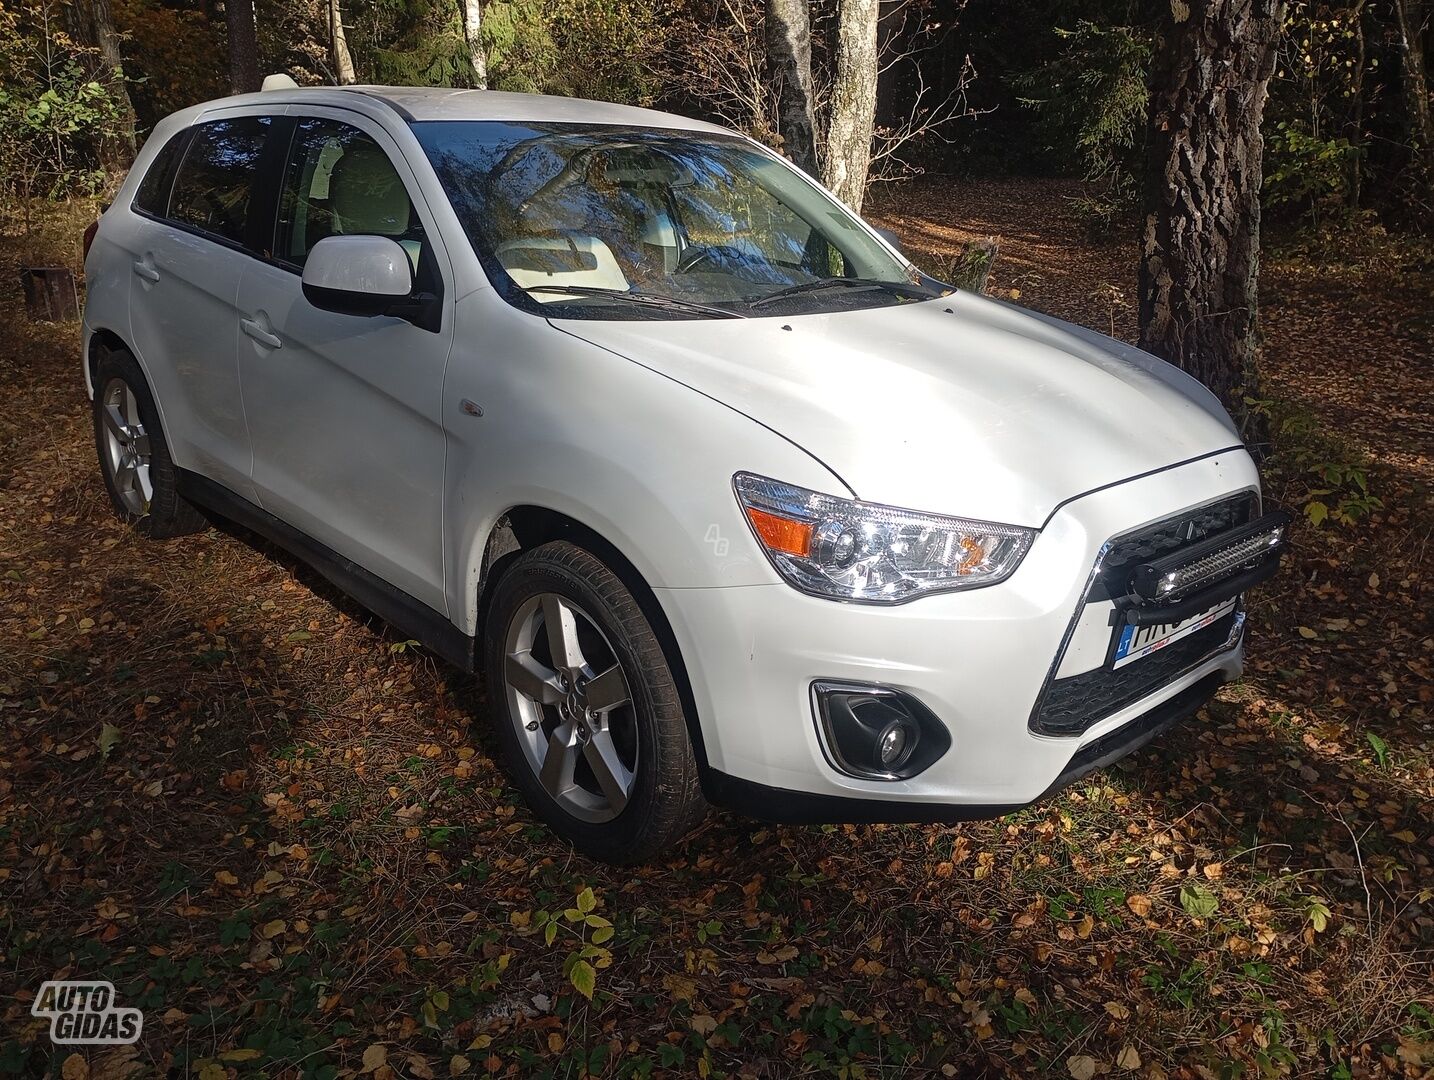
[413,121,936,319]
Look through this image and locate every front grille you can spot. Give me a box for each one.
[1030,492,1257,738]
[1032,611,1238,737]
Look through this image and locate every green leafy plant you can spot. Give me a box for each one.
[1264,0,1374,227]
[1244,394,1384,527]
[1264,122,1362,223]
[1301,895,1333,933]
[348,0,669,105]
[1365,731,1389,769]
[0,1,125,212]
[1179,883,1219,918]
[420,985,450,1028]
[532,886,615,1000]
[1302,470,1382,527]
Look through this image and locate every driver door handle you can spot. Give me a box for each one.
[240,317,282,350]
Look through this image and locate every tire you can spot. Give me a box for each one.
[483,541,707,863]
[92,345,207,539]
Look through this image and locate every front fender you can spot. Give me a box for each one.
[442,297,848,636]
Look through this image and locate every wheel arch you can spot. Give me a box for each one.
[476,505,712,773]
[85,329,180,459]
[85,327,132,397]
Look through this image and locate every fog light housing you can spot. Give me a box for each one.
[811,681,951,780]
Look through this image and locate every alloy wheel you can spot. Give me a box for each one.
[99,377,153,516]
[502,592,638,823]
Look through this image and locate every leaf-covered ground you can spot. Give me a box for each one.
[1,184,1430,1080]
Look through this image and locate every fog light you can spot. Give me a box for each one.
[811,682,951,780]
[877,719,913,768]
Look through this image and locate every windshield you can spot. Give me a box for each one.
[412,121,940,319]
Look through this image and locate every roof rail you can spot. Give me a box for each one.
[261,73,299,91]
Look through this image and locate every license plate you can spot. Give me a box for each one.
[1112,598,1238,669]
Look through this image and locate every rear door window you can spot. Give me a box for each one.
[168,116,273,247]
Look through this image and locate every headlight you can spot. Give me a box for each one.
[733,472,1035,603]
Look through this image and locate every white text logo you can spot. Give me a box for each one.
[31,981,143,1045]
[704,524,730,557]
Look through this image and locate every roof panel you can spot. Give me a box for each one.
[251,85,732,134]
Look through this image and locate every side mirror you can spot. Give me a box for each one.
[301,235,414,318]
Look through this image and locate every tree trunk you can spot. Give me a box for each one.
[1137,0,1281,408]
[225,0,261,94]
[330,0,356,85]
[1347,0,1367,209]
[766,0,818,176]
[824,0,879,211]
[1393,0,1434,172]
[68,0,137,168]
[461,0,488,90]
[948,238,999,294]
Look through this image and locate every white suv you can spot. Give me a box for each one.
[83,86,1288,861]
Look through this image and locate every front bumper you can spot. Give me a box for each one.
[655,450,1261,818]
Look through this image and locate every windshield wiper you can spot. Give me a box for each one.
[523,285,747,319]
[745,277,936,310]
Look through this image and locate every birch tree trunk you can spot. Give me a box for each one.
[1137,0,1281,407]
[225,0,261,94]
[461,0,488,90]
[766,0,818,176]
[823,0,879,211]
[330,0,356,84]
[1393,0,1433,172]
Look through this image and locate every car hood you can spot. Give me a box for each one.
[552,291,1244,528]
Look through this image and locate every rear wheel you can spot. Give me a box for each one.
[483,541,707,863]
[92,346,206,539]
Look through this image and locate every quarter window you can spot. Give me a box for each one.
[132,130,190,217]
[276,117,426,272]
[168,116,272,246]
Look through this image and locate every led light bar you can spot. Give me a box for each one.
[1130,511,1291,604]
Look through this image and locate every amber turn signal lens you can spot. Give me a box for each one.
[744,506,814,557]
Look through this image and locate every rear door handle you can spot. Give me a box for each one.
[240,317,282,350]
[132,258,160,283]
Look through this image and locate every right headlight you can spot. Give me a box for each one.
[733,472,1035,603]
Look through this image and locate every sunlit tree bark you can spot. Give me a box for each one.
[824,0,879,210]
[330,0,356,84]
[766,0,818,176]
[461,0,488,89]
[1138,0,1281,407]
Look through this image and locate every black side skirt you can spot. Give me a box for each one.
[702,671,1227,824]
[176,469,475,672]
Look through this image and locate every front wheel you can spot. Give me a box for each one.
[483,541,707,863]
